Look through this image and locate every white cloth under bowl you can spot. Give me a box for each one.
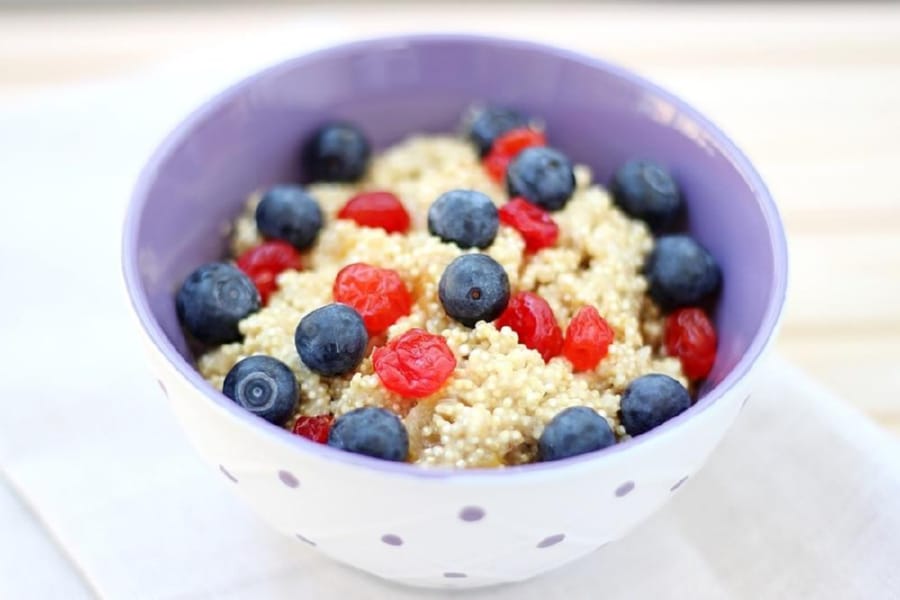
[1,22,899,600]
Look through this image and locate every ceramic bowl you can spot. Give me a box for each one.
[122,34,787,589]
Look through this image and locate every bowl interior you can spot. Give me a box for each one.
[126,35,785,415]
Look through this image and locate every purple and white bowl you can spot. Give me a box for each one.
[122,35,787,589]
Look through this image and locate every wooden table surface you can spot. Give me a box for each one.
[2,3,898,435]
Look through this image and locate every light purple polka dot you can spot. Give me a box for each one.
[381,534,403,546]
[537,534,565,548]
[157,380,168,398]
[219,465,238,483]
[278,470,299,488]
[615,481,635,497]
[670,476,689,492]
[295,533,316,546]
[459,506,485,522]
[443,572,467,578]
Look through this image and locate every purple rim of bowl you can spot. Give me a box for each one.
[122,33,788,480]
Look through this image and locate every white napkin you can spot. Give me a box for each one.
[2,23,899,600]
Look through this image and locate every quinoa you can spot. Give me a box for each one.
[198,135,686,468]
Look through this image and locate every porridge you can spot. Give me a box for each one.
[176,107,721,468]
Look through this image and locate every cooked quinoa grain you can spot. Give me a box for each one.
[198,134,686,468]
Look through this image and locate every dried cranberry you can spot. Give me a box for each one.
[498,197,559,253]
[236,240,302,304]
[333,263,412,336]
[482,127,546,182]
[292,415,333,444]
[664,307,717,380]
[373,329,456,399]
[495,291,563,362]
[563,306,615,372]
[338,191,410,234]
[483,152,510,183]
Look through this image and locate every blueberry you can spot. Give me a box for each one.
[428,189,499,249]
[222,355,297,424]
[466,106,529,157]
[610,160,683,233]
[294,303,368,376]
[255,185,323,251]
[620,373,691,436]
[302,122,370,182]
[328,407,409,462]
[439,254,510,327]
[176,262,260,345]
[507,147,576,212]
[644,235,720,309]
[539,406,616,461]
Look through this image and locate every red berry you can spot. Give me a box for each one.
[292,414,333,444]
[251,271,278,305]
[333,263,412,336]
[665,307,717,380]
[373,329,457,399]
[482,127,546,182]
[495,291,563,362]
[494,127,546,156]
[236,240,302,304]
[483,152,510,182]
[563,306,615,372]
[498,197,560,253]
[338,191,410,234]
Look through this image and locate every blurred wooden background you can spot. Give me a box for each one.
[1,2,897,435]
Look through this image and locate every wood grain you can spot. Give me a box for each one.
[2,2,897,434]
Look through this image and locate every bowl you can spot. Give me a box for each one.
[122,34,787,589]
